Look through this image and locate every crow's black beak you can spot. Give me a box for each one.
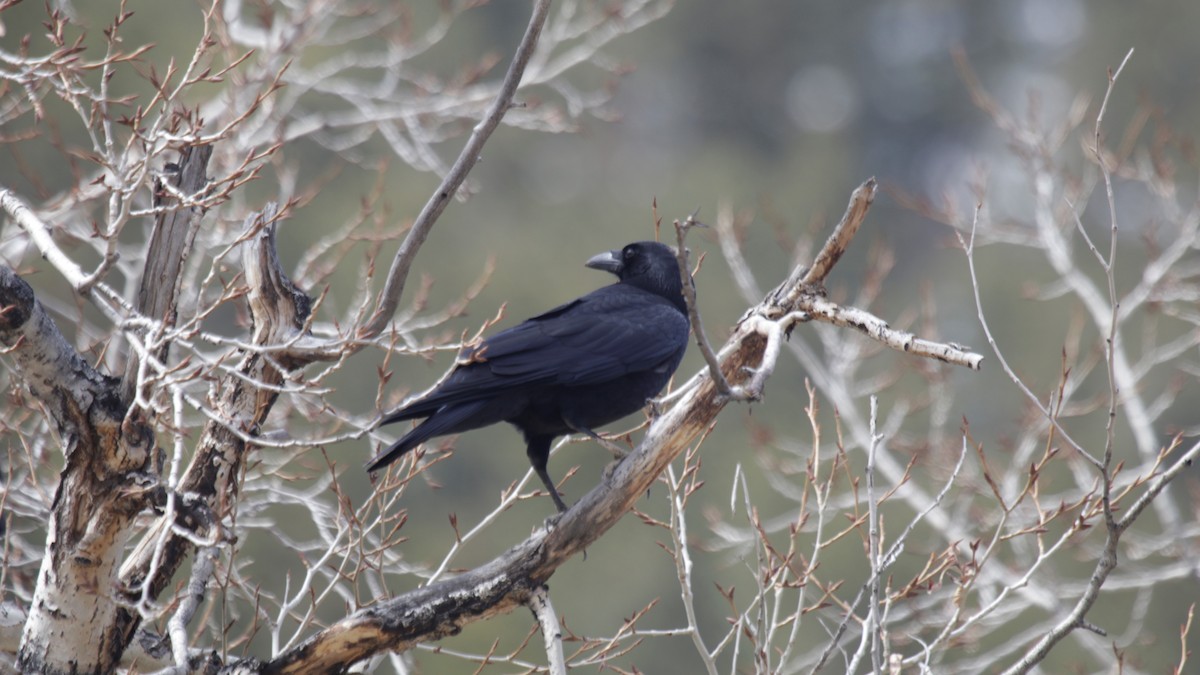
[585,249,622,275]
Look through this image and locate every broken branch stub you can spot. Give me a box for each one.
[120,144,213,406]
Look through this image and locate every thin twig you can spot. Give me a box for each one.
[1115,438,1200,533]
[362,0,554,338]
[811,437,969,674]
[998,51,1148,675]
[957,205,1100,467]
[672,214,742,399]
[844,396,885,675]
[867,396,884,673]
[1094,47,1134,534]
[666,463,719,675]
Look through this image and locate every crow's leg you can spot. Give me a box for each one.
[564,419,629,459]
[526,435,569,513]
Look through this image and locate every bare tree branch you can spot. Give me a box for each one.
[116,203,311,652]
[166,545,220,673]
[528,586,565,675]
[361,0,554,339]
[225,177,982,672]
[767,178,983,371]
[672,214,739,398]
[3,4,1194,673]
[801,177,877,287]
[0,189,95,293]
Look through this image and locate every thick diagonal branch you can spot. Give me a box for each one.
[219,178,985,672]
[243,317,763,674]
[237,184,964,671]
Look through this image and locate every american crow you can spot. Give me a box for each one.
[367,241,690,512]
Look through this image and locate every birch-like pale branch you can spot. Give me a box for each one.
[1,264,158,674]
[798,295,983,369]
[529,586,566,675]
[782,178,982,371]
[0,189,92,292]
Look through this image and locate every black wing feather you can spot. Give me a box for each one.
[383,285,687,419]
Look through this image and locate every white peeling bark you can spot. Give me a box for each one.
[2,266,156,674]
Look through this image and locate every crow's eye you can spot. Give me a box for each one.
[623,247,636,260]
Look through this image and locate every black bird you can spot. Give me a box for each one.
[367,241,690,512]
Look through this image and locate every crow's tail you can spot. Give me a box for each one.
[366,400,488,473]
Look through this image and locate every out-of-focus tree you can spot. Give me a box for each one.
[1,2,1196,674]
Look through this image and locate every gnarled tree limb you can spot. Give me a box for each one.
[116,203,312,649]
[3,264,157,674]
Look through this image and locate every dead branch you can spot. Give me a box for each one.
[673,214,738,398]
[115,203,312,652]
[764,178,983,372]
[119,145,213,406]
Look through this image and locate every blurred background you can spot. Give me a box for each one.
[2,0,1199,672]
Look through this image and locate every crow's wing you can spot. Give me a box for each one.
[387,286,688,419]
[487,287,688,385]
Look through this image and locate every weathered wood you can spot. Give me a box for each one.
[121,144,212,405]
[116,203,312,651]
[4,264,157,674]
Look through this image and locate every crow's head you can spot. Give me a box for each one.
[586,241,687,312]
